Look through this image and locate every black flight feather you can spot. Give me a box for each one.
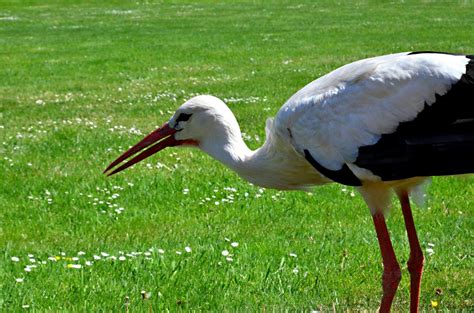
[354,55,474,181]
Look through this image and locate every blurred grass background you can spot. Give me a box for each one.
[1,1,473,311]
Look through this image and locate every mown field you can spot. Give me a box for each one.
[1,0,473,311]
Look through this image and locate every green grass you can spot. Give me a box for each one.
[1,0,473,311]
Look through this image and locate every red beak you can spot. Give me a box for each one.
[104,123,181,176]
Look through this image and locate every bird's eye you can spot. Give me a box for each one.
[176,113,192,123]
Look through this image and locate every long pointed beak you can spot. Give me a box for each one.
[104,123,178,176]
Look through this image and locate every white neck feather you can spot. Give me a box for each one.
[198,119,329,190]
[199,133,253,171]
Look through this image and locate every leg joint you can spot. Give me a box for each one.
[407,251,424,273]
[382,265,402,291]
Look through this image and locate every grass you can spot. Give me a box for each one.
[1,0,473,311]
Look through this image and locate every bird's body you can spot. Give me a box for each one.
[187,52,473,210]
[105,51,473,312]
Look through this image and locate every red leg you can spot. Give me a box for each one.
[372,212,402,312]
[398,191,424,313]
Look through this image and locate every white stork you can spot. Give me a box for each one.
[105,51,474,312]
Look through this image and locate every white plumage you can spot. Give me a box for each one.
[105,51,473,312]
[278,52,468,172]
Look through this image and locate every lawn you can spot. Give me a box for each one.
[1,0,473,311]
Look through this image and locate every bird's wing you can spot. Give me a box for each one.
[275,52,474,185]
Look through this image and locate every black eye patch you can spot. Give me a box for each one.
[176,113,192,123]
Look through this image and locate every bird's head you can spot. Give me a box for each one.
[104,95,243,176]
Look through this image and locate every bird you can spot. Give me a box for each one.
[104,51,473,312]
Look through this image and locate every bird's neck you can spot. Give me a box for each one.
[199,132,254,172]
[199,123,327,190]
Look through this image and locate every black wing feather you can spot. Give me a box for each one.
[354,56,474,181]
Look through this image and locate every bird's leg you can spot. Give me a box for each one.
[398,191,424,313]
[372,212,401,313]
